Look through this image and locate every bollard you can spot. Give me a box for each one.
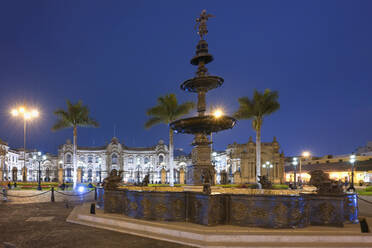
[360,218,370,233]
[94,187,97,201]
[51,187,55,202]
[90,203,96,214]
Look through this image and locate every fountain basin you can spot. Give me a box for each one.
[98,188,358,228]
[170,115,236,134]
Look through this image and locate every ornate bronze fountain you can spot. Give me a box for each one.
[101,10,358,228]
[170,10,236,185]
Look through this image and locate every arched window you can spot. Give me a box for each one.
[88,155,93,163]
[159,155,164,163]
[45,168,50,182]
[128,157,133,164]
[88,169,92,182]
[112,154,118,164]
[144,157,149,164]
[66,154,72,163]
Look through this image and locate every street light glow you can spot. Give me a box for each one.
[302,151,310,158]
[213,109,223,118]
[350,154,356,163]
[11,109,19,116]
[31,109,39,117]
[292,157,298,165]
[24,112,31,120]
[10,106,39,120]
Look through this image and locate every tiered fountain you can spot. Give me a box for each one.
[170,10,235,186]
[101,10,358,228]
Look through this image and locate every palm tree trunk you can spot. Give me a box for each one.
[256,127,261,189]
[169,128,174,187]
[73,126,78,189]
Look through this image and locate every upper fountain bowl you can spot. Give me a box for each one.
[181,76,224,93]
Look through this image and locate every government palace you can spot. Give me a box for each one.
[0,136,286,184]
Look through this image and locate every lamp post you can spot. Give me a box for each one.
[11,106,39,182]
[98,157,102,183]
[292,157,298,189]
[347,154,356,192]
[136,165,141,184]
[264,161,273,180]
[33,152,46,191]
[299,151,310,187]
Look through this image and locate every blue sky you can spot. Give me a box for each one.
[0,1,371,156]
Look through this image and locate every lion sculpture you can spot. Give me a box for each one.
[309,170,343,195]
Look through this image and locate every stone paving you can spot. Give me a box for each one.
[358,195,372,217]
[0,202,190,248]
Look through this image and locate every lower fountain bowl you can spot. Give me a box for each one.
[170,115,236,134]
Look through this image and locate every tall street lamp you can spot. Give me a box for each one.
[347,154,356,192]
[299,151,311,187]
[263,161,272,179]
[33,151,46,190]
[11,106,39,181]
[98,157,102,183]
[292,157,298,189]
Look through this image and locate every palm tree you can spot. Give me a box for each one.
[234,89,280,187]
[52,100,99,189]
[145,94,194,186]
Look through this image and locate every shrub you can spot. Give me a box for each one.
[272,184,289,190]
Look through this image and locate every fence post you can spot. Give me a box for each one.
[94,187,97,201]
[51,187,55,202]
[90,203,96,214]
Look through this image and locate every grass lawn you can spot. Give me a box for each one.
[357,189,372,196]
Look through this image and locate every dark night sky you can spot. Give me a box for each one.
[0,1,371,157]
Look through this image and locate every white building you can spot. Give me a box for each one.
[1,136,286,184]
[0,137,191,184]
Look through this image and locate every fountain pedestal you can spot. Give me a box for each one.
[186,134,213,185]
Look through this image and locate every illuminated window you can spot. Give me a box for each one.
[66,154,72,163]
[112,154,118,164]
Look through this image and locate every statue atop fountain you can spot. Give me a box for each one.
[195,9,215,40]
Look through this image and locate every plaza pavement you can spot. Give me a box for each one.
[0,202,191,248]
[1,190,371,248]
[358,195,372,217]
